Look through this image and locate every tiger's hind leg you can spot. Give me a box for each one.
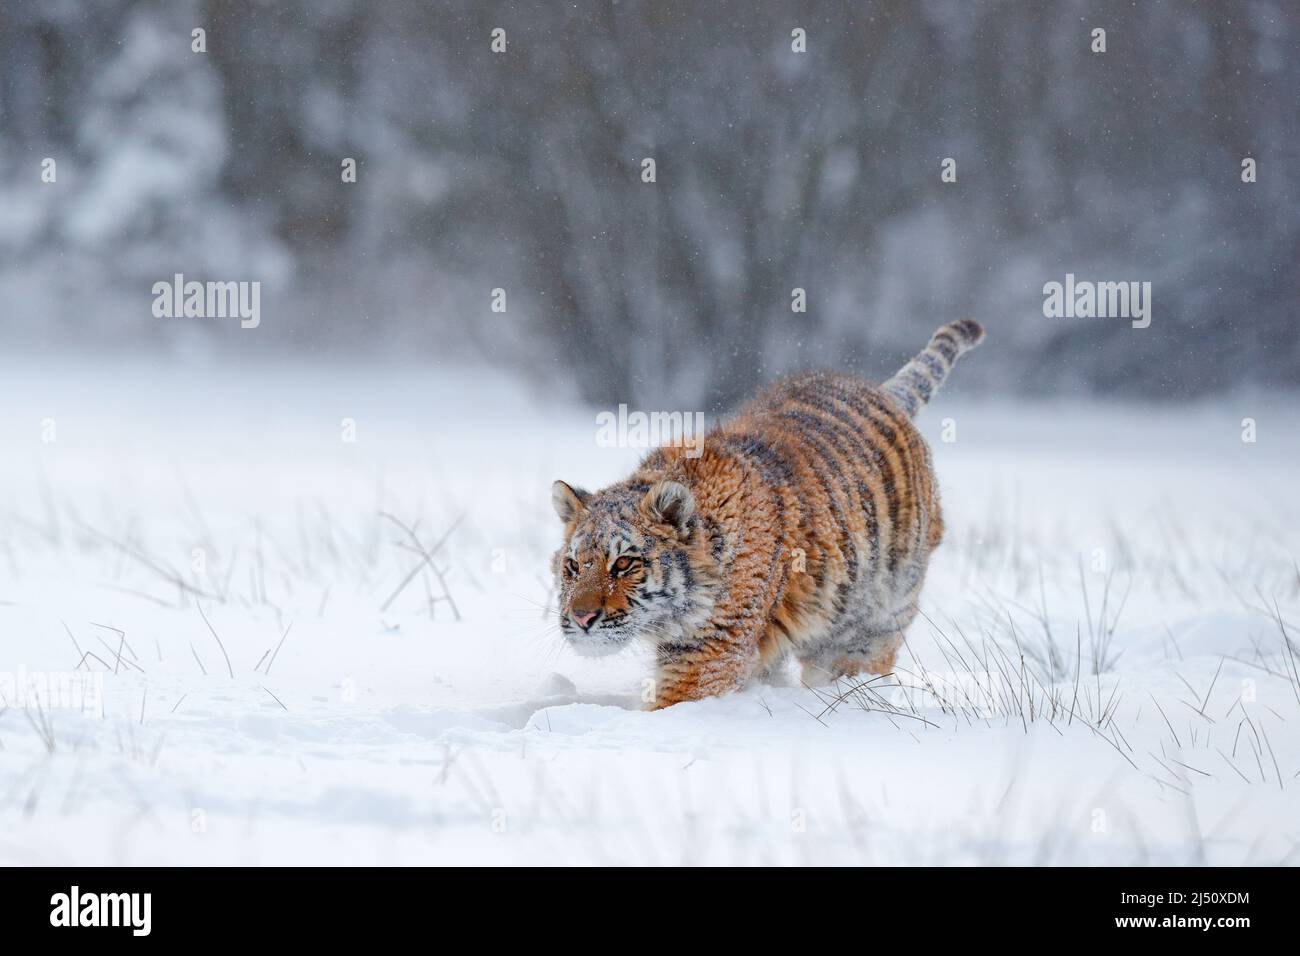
[796,610,914,686]
[752,651,795,686]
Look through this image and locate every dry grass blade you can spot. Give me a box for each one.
[378,512,464,613]
[196,603,235,679]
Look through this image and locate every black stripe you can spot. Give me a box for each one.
[771,616,796,643]
[801,379,905,576]
[909,371,934,403]
[867,394,926,568]
[670,548,694,592]
[714,433,793,617]
[776,400,881,584]
[774,408,860,599]
[931,338,959,362]
[857,391,916,574]
[919,352,948,380]
[703,515,726,562]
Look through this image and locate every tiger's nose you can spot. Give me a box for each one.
[570,608,601,631]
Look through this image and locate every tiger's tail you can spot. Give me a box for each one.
[882,319,985,417]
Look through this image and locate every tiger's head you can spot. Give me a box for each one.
[550,477,717,655]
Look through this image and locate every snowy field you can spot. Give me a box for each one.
[1,358,1297,866]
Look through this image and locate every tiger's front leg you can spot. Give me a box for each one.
[650,630,759,709]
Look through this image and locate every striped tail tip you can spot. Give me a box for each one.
[943,318,985,351]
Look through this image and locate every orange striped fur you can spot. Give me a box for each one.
[552,320,985,708]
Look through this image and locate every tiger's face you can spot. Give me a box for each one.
[550,478,712,655]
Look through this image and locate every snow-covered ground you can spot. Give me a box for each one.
[1,358,1297,865]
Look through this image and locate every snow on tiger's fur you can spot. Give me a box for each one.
[551,320,985,708]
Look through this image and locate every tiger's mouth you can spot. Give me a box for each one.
[560,611,639,655]
[562,622,634,656]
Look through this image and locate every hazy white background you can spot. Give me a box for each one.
[0,1,1297,865]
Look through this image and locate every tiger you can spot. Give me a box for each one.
[550,319,984,708]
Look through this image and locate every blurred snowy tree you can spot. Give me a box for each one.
[0,0,1295,401]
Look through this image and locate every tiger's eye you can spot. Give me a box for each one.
[611,555,640,575]
[565,558,579,576]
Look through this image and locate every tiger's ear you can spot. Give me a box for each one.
[551,480,591,523]
[641,480,695,533]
